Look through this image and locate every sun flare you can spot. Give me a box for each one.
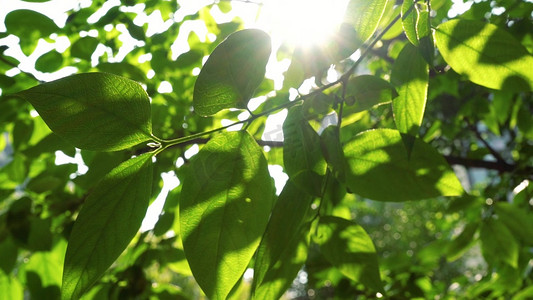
[258,0,350,48]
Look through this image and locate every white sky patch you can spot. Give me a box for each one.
[141,171,180,232]
[262,109,287,142]
[54,149,88,176]
[157,81,173,93]
[184,144,199,159]
[268,165,288,195]
[221,119,243,131]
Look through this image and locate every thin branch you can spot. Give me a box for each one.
[464,118,507,164]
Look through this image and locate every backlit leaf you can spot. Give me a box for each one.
[343,129,463,201]
[193,29,271,116]
[62,153,153,299]
[435,19,533,92]
[401,0,419,46]
[344,0,388,43]
[17,73,153,151]
[391,43,429,136]
[180,131,274,300]
[315,216,382,291]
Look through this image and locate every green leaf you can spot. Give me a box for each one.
[401,0,419,46]
[446,222,479,262]
[16,73,153,151]
[320,126,347,182]
[253,180,314,295]
[344,75,396,111]
[416,8,434,65]
[61,153,153,299]
[0,271,23,299]
[315,216,382,291]
[35,50,64,73]
[435,19,533,92]
[391,43,429,136]
[193,29,271,116]
[494,202,533,246]
[344,0,388,43]
[343,129,463,201]
[70,37,100,61]
[480,217,519,268]
[179,131,274,300]
[283,105,327,178]
[254,223,309,300]
[4,10,58,39]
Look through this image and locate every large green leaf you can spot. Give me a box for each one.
[435,19,533,92]
[252,180,314,296]
[494,202,533,246]
[343,0,388,43]
[61,153,153,299]
[391,43,429,136]
[343,129,463,201]
[16,73,153,151]
[315,216,382,291]
[480,218,519,268]
[193,29,271,116]
[179,131,274,300]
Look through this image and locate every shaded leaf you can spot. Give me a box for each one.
[4,9,58,39]
[17,73,153,151]
[435,19,533,92]
[391,43,429,136]
[283,105,327,178]
[253,180,314,294]
[62,153,154,299]
[70,37,99,61]
[193,29,271,116]
[315,216,382,291]
[35,50,64,73]
[446,222,479,261]
[343,129,463,201]
[179,131,274,300]
[494,202,533,246]
[480,217,518,268]
[344,75,396,110]
[254,224,309,300]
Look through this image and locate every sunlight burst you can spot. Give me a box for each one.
[258,0,350,47]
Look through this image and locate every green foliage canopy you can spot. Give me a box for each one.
[0,0,532,299]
